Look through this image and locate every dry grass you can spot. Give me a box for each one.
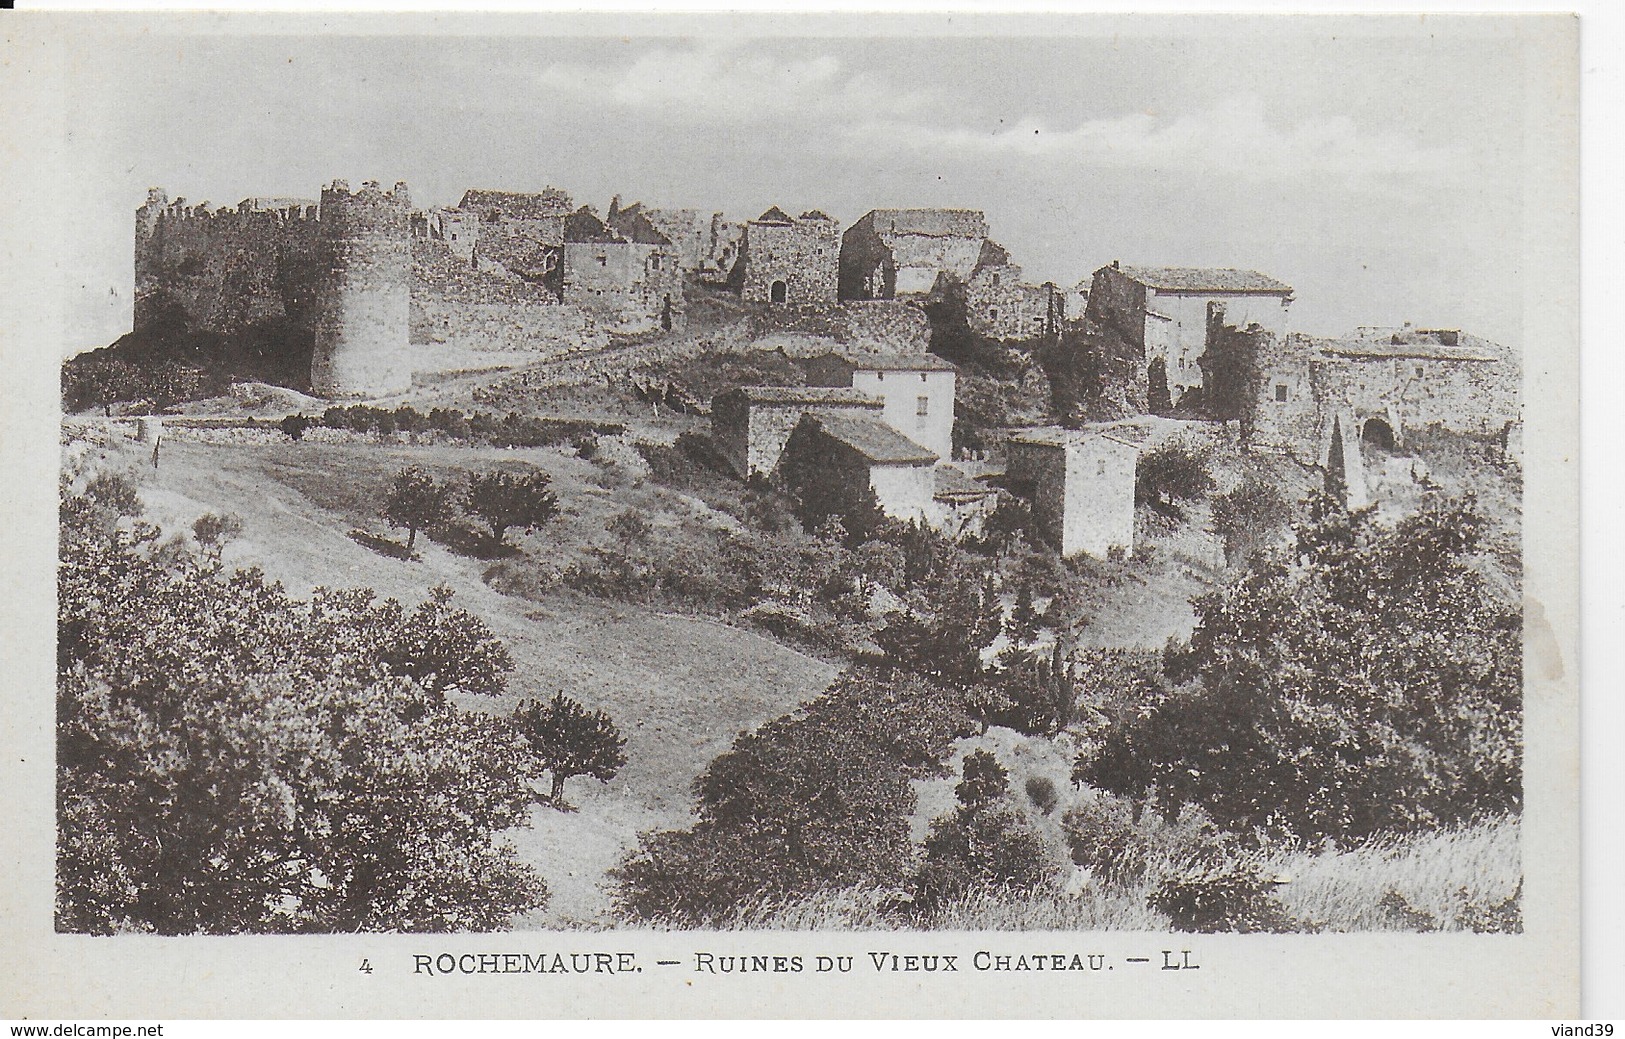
[1255,816,1522,932]
[127,437,838,928]
[647,817,1521,933]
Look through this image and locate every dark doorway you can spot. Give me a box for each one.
[1361,416,1396,452]
[1148,358,1172,415]
[770,280,788,304]
[661,294,673,332]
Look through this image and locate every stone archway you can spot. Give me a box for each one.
[770,280,788,304]
[1361,416,1396,452]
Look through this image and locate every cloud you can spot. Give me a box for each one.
[530,42,936,127]
[851,95,1458,185]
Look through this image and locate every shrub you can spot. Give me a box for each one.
[56,496,544,933]
[1135,440,1215,514]
[1078,494,1521,845]
[1148,862,1298,933]
[278,413,312,441]
[911,751,1057,911]
[610,668,965,925]
[84,471,142,517]
[1212,474,1292,566]
[191,511,243,561]
[1025,775,1060,815]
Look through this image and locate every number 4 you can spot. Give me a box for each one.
[359,959,374,974]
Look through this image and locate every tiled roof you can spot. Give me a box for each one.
[1008,426,1139,450]
[756,206,795,224]
[1317,338,1499,362]
[1113,265,1293,295]
[807,412,938,465]
[933,464,997,500]
[807,351,957,373]
[975,238,1012,269]
[458,189,573,220]
[867,208,990,239]
[734,385,883,407]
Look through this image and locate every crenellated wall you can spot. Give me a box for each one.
[309,180,414,398]
[134,188,322,333]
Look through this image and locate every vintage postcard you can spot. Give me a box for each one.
[0,11,1580,1018]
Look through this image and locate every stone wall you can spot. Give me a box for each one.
[965,263,1059,340]
[711,391,884,478]
[848,368,954,462]
[563,241,685,334]
[309,180,414,398]
[868,462,935,524]
[739,214,841,305]
[134,189,322,333]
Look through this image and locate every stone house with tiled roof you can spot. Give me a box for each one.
[1088,261,1295,412]
[800,350,958,462]
[1003,427,1140,559]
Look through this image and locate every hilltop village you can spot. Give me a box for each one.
[58,177,1528,933]
[104,178,1521,552]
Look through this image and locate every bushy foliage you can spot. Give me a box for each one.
[1135,439,1215,514]
[1060,792,1235,886]
[84,471,143,517]
[912,750,1057,910]
[56,487,543,933]
[381,466,455,554]
[610,668,970,925]
[1211,474,1292,566]
[1077,493,1521,845]
[514,691,627,804]
[1148,862,1299,933]
[190,511,243,563]
[465,469,561,547]
[278,413,312,441]
[316,404,618,447]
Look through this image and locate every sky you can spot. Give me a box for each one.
[47,18,1541,356]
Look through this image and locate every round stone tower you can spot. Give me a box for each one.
[310,179,413,398]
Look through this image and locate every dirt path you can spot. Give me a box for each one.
[135,439,837,927]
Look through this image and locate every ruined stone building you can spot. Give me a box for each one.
[135,180,687,398]
[732,207,841,306]
[838,208,990,300]
[1003,427,1140,559]
[1087,262,1295,412]
[962,240,1065,341]
[800,351,957,462]
[1204,321,1521,506]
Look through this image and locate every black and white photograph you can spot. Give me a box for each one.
[0,9,1585,1020]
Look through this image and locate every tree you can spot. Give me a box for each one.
[1009,580,1041,643]
[1136,440,1215,515]
[381,466,453,554]
[609,669,967,924]
[514,691,627,803]
[191,511,243,563]
[465,468,561,547]
[56,486,546,933]
[1077,493,1521,844]
[912,749,1056,910]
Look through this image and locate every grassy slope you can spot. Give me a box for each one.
[123,436,836,927]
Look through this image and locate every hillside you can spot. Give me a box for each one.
[104,433,837,926]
